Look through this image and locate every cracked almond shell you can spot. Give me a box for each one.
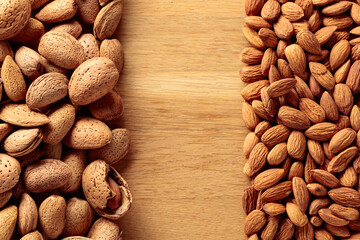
[82,160,132,220]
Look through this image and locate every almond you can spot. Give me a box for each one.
[335,60,351,83]
[329,128,356,153]
[307,139,325,165]
[319,208,350,226]
[261,124,291,147]
[240,64,264,83]
[253,169,284,190]
[49,19,83,38]
[325,224,350,238]
[267,142,287,165]
[240,47,264,65]
[295,0,313,19]
[323,15,354,30]
[252,101,274,121]
[328,146,358,173]
[328,187,360,207]
[245,16,271,30]
[261,87,279,117]
[259,28,278,49]
[0,103,49,127]
[307,49,329,62]
[294,75,314,100]
[242,186,258,215]
[94,0,123,40]
[309,198,331,215]
[281,2,304,22]
[286,202,308,227]
[274,218,295,240]
[242,25,266,50]
[333,83,354,114]
[309,9,322,32]
[243,132,260,159]
[274,16,294,40]
[309,62,335,90]
[346,60,360,93]
[284,44,307,76]
[329,203,360,221]
[77,0,100,25]
[278,106,311,130]
[242,102,260,130]
[305,122,338,141]
[322,1,353,16]
[293,177,309,212]
[350,106,360,131]
[311,169,340,188]
[320,91,339,121]
[315,26,338,45]
[100,38,124,72]
[245,142,269,177]
[307,183,327,197]
[287,130,306,160]
[314,228,333,240]
[260,0,280,21]
[299,98,326,124]
[330,40,351,70]
[351,3,360,25]
[244,210,267,235]
[297,30,321,55]
[263,203,286,216]
[295,222,314,240]
[35,0,78,23]
[261,181,292,202]
[261,216,279,240]
[261,48,277,76]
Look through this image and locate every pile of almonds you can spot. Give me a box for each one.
[241,0,360,239]
[0,0,132,239]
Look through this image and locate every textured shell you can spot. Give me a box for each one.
[35,0,78,23]
[0,0,31,40]
[50,19,83,38]
[3,128,43,157]
[0,40,13,64]
[23,159,72,193]
[26,73,69,109]
[63,198,94,236]
[0,103,49,127]
[0,205,18,240]
[1,55,27,102]
[15,46,43,81]
[40,56,68,75]
[0,154,21,194]
[77,0,100,25]
[18,193,38,236]
[94,0,123,40]
[88,128,130,165]
[38,31,86,69]
[63,117,112,149]
[39,195,66,239]
[59,149,86,193]
[43,104,76,145]
[0,123,14,142]
[100,38,124,72]
[82,160,132,220]
[9,18,44,46]
[0,190,12,209]
[78,33,100,60]
[20,231,44,240]
[89,90,124,121]
[87,217,122,239]
[18,146,44,168]
[69,57,119,105]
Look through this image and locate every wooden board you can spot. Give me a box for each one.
[113,1,249,239]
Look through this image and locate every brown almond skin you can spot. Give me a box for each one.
[38,31,86,69]
[63,117,112,149]
[0,154,21,194]
[88,128,130,165]
[88,90,124,121]
[43,104,76,145]
[26,73,69,109]
[50,19,83,39]
[15,46,43,81]
[39,195,66,239]
[35,0,78,23]
[1,55,27,102]
[87,218,122,240]
[0,0,31,40]
[100,38,124,72]
[69,57,119,105]
[18,193,38,236]
[23,159,72,193]
[77,0,100,25]
[78,33,100,60]
[63,198,94,236]
[59,149,86,193]
[9,18,44,47]
[94,0,123,40]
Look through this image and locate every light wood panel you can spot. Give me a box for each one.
[113,1,249,239]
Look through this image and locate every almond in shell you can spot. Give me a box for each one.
[0,205,17,240]
[78,33,100,60]
[39,195,66,239]
[35,0,78,23]
[0,154,20,194]
[59,149,86,193]
[94,0,123,40]
[18,193,38,236]
[77,0,100,25]
[3,128,43,157]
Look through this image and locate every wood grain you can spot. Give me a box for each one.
[113,1,249,239]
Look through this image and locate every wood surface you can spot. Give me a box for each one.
[113,1,249,239]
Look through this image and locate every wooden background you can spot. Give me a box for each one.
[113,1,249,239]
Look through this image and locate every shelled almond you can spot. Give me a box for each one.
[242,0,360,239]
[0,0,131,239]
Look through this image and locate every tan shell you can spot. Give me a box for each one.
[39,195,66,239]
[89,90,124,121]
[0,190,12,208]
[77,0,100,25]
[3,128,43,157]
[15,46,43,81]
[26,73,69,109]
[82,160,132,220]
[78,33,100,60]
[38,31,86,69]
[0,103,49,127]
[1,56,27,102]
[0,205,18,240]
[64,117,112,149]
[62,237,91,240]
[94,0,123,40]
[59,149,86,193]
[0,0,31,40]
[100,38,124,72]
[43,104,75,145]
[23,159,72,193]
[87,217,122,239]
[89,128,130,165]
[32,0,51,9]
[0,154,21,194]
[9,18,44,47]
[50,19,83,38]
[63,197,94,236]
[35,0,78,23]
[20,231,44,240]
[69,57,119,105]
[0,123,14,142]
[40,56,68,75]
[43,142,62,160]
[18,146,45,167]
[18,193,38,236]
[0,40,13,64]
